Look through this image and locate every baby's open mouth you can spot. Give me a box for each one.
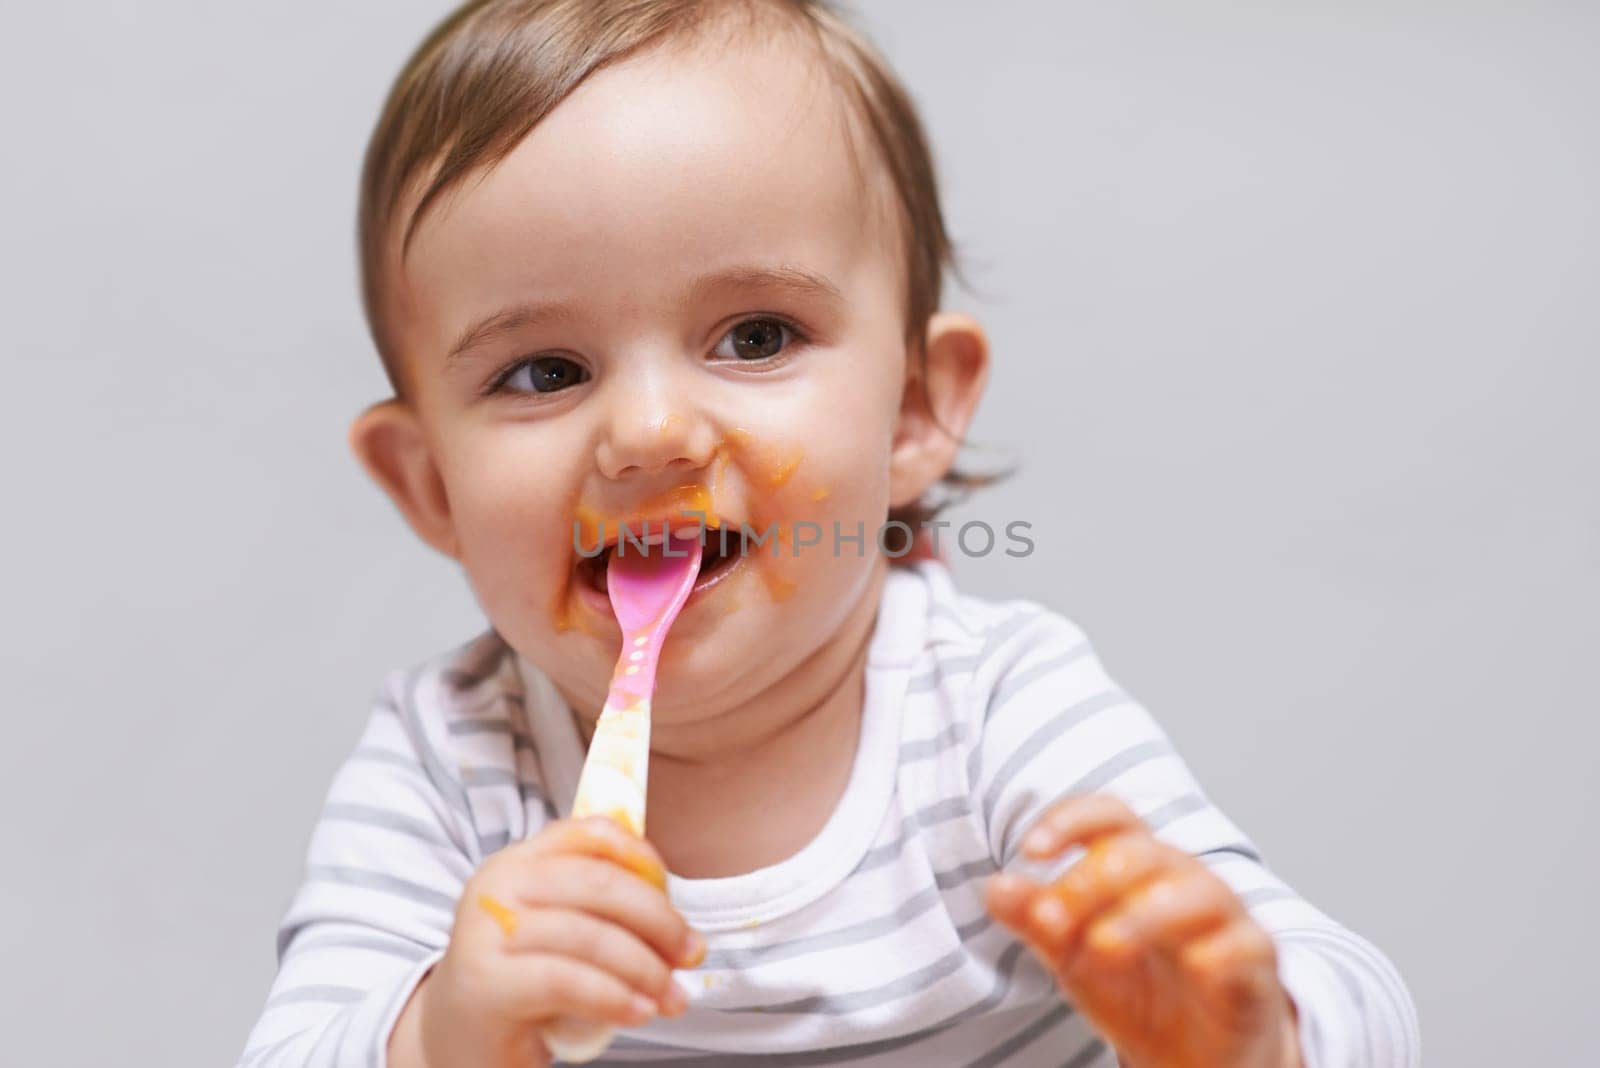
[576,524,752,598]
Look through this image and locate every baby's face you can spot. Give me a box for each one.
[375,38,920,720]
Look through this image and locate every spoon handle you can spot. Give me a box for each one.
[538,651,656,1061]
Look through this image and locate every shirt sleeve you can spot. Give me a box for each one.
[968,607,1422,1068]
[237,669,478,1067]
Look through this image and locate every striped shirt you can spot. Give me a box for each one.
[240,561,1420,1067]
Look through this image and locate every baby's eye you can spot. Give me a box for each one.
[496,355,590,395]
[713,317,800,362]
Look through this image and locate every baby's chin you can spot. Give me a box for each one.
[650,568,884,712]
[649,603,794,707]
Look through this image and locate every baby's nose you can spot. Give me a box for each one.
[595,388,716,481]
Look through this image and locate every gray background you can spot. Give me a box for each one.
[3,2,1595,1065]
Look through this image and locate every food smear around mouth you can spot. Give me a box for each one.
[558,427,836,632]
[762,572,799,602]
[765,448,803,488]
[736,510,804,604]
[551,588,605,635]
[720,427,804,489]
[562,480,724,632]
[476,893,518,938]
[708,438,736,504]
[552,593,574,633]
[573,482,720,550]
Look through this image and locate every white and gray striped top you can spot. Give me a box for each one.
[240,562,1420,1067]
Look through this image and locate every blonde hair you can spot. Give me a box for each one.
[358,0,992,526]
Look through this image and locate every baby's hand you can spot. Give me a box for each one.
[390,817,704,1068]
[984,794,1302,1068]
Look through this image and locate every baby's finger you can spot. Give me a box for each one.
[984,871,1046,932]
[1179,918,1284,1027]
[1083,868,1237,962]
[1040,831,1175,942]
[509,908,685,1012]
[516,855,698,967]
[524,817,669,891]
[511,952,662,1030]
[1022,793,1145,859]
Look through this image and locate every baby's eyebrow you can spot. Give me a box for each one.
[445,263,845,367]
[682,263,846,312]
[446,301,580,367]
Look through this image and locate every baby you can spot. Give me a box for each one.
[240,2,1420,1066]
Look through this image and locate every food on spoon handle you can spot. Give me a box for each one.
[569,696,652,834]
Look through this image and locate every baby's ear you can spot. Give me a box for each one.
[347,399,460,560]
[888,311,990,509]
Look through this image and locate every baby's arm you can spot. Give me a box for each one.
[970,609,1421,1068]
[237,674,696,1068]
[237,678,466,1066]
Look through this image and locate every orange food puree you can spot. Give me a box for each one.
[554,429,826,629]
[762,573,798,602]
[601,803,644,838]
[574,482,720,547]
[476,893,518,938]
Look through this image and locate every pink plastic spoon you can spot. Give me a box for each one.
[540,524,703,1062]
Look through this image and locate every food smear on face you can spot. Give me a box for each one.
[550,589,604,636]
[574,483,719,549]
[559,482,721,632]
[557,425,840,631]
[476,893,518,938]
[713,432,820,606]
[765,448,803,488]
[762,572,799,602]
[723,427,804,489]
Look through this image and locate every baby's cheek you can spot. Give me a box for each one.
[753,435,888,559]
[452,490,576,616]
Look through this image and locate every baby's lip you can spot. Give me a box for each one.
[582,512,727,553]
